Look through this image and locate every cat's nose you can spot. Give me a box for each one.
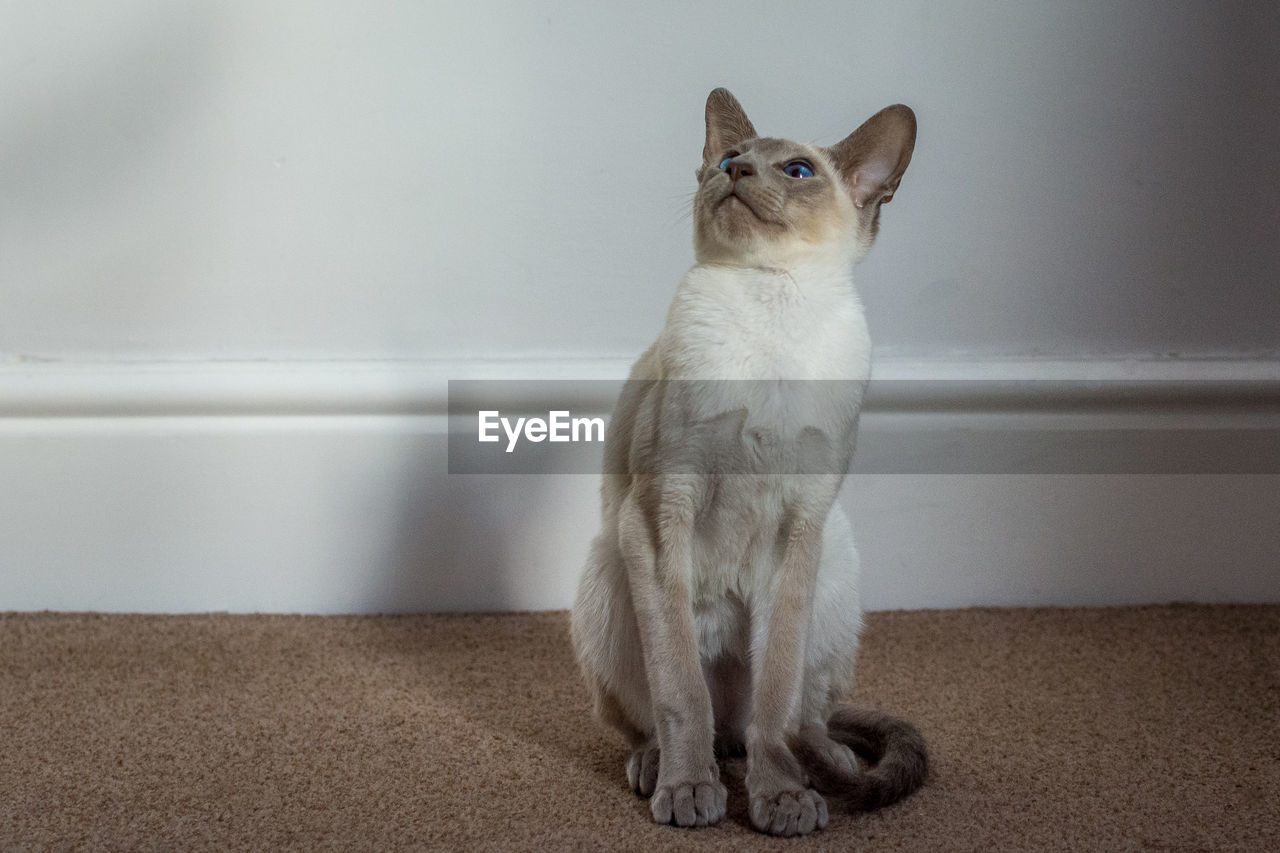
[726,160,755,182]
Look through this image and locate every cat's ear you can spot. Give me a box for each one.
[702,88,758,167]
[828,105,916,209]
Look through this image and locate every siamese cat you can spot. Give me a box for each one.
[570,88,926,837]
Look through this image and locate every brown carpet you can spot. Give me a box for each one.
[2,606,1278,851]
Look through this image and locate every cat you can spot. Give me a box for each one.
[570,88,926,837]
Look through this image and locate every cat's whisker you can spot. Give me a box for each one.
[671,192,698,225]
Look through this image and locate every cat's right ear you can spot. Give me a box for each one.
[702,88,758,168]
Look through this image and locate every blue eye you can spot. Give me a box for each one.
[719,156,734,170]
[783,161,815,179]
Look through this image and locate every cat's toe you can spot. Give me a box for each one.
[625,746,660,797]
[817,738,859,778]
[650,780,727,827]
[749,788,828,837]
[793,728,861,783]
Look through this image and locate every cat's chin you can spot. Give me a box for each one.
[694,176,856,269]
[721,193,754,217]
[703,197,780,251]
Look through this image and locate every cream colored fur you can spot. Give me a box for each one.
[571,88,919,837]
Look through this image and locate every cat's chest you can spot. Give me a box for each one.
[665,266,870,382]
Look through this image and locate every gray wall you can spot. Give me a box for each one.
[4,0,1277,363]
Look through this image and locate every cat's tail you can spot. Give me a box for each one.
[792,707,929,811]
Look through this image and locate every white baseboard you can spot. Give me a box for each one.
[2,358,1278,613]
[4,355,1279,417]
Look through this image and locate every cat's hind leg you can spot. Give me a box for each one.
[790,514,929,810]
[791,511,865,785]
[572,536,661,796]
[592,688,659,796]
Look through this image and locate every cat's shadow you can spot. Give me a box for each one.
[363,440,772,833]
[360,602,784,832]
[364,608,619,785]
[362,608,883,837]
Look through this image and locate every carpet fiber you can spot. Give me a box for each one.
[3,605,1278,850]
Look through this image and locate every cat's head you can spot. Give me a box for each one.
[692,88,916,269]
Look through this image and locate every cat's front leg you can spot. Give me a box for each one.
[745,510,832,837]
[617,484,727,828]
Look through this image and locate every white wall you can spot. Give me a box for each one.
[4,0,1278,362]
[2,2,1278,612]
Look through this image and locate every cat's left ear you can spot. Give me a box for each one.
[702,88,758,167]
[827,105,916,209]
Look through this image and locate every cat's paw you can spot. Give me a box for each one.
[748,788,829,837]
[795,728,860,780]
[649,779,728,828]
[625,745,660,797]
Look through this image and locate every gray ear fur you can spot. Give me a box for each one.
[827,105,917,209]
[702,88,758,167]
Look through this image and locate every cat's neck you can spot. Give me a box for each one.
[688,256,858,302]
[692,231,861,292]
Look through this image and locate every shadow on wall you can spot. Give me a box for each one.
[383,466,517,613]
[377,432,599,613]
[850,472,1280,610]
[0,2,229,358]
[0,4,222,217]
